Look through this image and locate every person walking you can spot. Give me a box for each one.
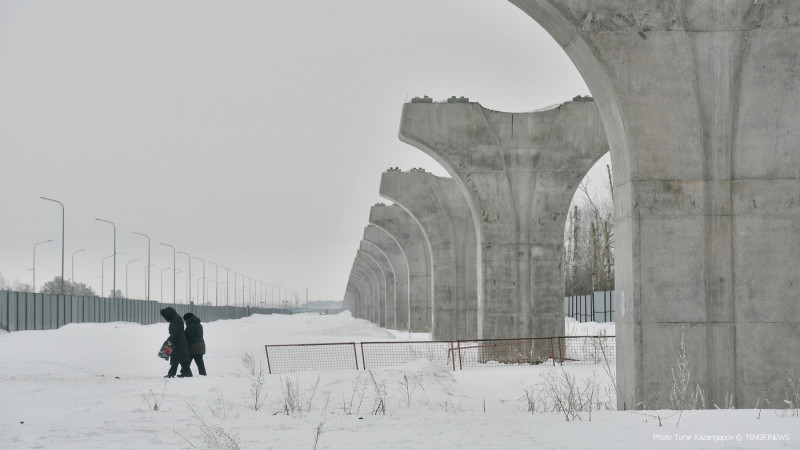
[160,307,192,378]
[183,312,207,376]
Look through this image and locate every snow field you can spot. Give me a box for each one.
[0,313,796,449]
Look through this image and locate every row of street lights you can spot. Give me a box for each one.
[32,196,303,307]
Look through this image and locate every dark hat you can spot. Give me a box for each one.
[160,307,177,321]
[183,312,195,321]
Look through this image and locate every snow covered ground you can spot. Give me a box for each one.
[0,313,796,449]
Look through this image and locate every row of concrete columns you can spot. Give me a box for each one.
[343,97,608,344]
[347,0,800,410]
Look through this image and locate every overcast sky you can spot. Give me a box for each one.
[0,0,593,304]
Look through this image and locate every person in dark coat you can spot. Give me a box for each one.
[183,312,207,376]
[160,307,192,378]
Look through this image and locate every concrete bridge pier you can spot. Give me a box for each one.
[356,250,386,326]
[400,99,608,341]
[380,169,478,340]
[364,224,408,331]
[353,258,380,325]
[370,202,433,333]
[509,0,800,408]
[360,235,396,329]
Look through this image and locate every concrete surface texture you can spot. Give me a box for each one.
[369,202,433,333]
[509,0,800,409]
[356,250,387,328]
[380,169,478,340]
[352,258,379,324]
[364,224,409,331]
[399,99,607,341]
[346,265,371,320]
[360,236,397,329]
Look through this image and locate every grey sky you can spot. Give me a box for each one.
[0,0,590,303]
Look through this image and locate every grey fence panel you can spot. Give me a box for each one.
[7,292,15,331]
[27,293,36,330]
[43,294,51,329]
[0,290,287,332]
[9,292,19,331]
[0,290,7,331]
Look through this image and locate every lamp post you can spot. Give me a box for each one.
[160,266,171,301]
[40,197,64,294]
[32,239,53,293]
[221,266,230,306]
[125,259,138,299]
[177,251,191,303]
[160,243,176,304]
[133,232,151,300]
[101,254,113,297]
[95,218,116,299]
[233,271,240,307]
[192,256,206,304]
[208,261,219,306]
[71,249,85,294]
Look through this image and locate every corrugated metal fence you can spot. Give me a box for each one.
[0,290,287,331]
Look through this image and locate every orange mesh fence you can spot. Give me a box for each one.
[555,335,616,365]
[360,341,456,370]
[264,336,615,373]
[265,342,359,374]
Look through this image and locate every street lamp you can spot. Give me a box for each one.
[133,232,151,300]
[125,259,138,299]
[32,239,53,293]
[160,243,176,304]
[160,266,171,301]
[95,218,116,299]
[221,266,230,306]
[208,261,219,306]
[71,249,85,294]
[177,251,191,303]
[40,197,64,294]
[192,256,206,303]
[101,254,113,297]
[207,278,215,304]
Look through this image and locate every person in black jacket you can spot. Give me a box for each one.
[183,312,207,376]
[160,307,192,378]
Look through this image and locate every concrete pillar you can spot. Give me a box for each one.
[509,0,800,409]
[399,99,608,340]
[364,224,408,330]
[355,251,386,326]
[380,169,478,340]
[352,260,379,324]
[360,237,396,329]
[370,202,432,333]
[344,280,362,318]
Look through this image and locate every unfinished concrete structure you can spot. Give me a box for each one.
[370,202,433,333]
[352,257,379,324]
[380,169,478,340]
[400,99,607,340]
[508,0,800,409]
[360,235,396,328]
[356,250,386,327]
[364,224,409,331]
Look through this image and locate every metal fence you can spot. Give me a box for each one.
[564,290,615,323]
[0,290,288,332]
[264,336,615,374]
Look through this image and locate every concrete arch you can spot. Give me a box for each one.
[369,203,433,333]
[356,250,387,326]
[506,0,800,409]
[380,169,478,340]
[352,260,379,324]
[364,224,408,331]
[360,237,396,329]
[399,99,608,340]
